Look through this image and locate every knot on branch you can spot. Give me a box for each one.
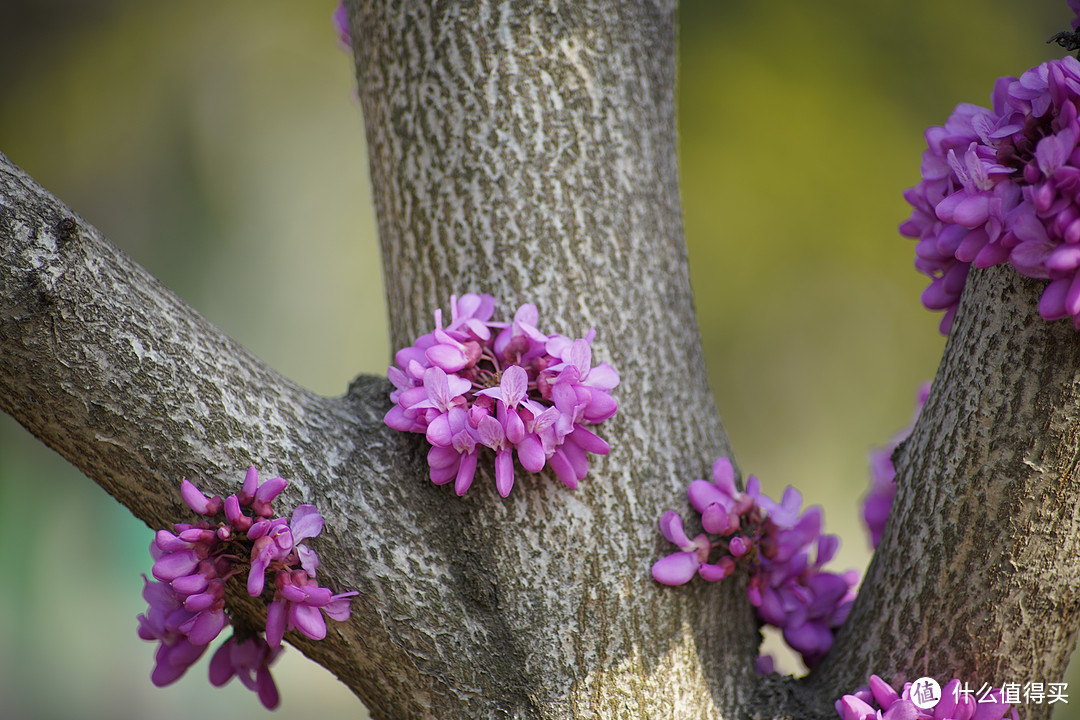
[1,207,80,308]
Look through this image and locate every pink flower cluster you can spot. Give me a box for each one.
[837,676,1020,720]
[385,293,619,496]
[137,467,357,709]
[651,458,857,668]
[862,382,931,548]
[902,55,1080,333]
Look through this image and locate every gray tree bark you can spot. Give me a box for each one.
[813,264,1080,699]
[1,1,1078,719]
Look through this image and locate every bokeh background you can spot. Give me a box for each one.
[0,0,1074,718]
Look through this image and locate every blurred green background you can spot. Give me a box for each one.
[0,0,1074,718]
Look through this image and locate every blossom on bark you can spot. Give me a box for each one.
[651,457,857,668]
[385,294,619,496]
[209,634,284,710]
[332,1,350,50]
[901,53,1080,332]
[863,382,931,548]
[137,467,356,709]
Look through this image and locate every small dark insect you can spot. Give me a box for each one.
[56,216,77,241]
[1048,29,1080,53]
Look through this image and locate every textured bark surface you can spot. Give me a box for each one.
[347,0,761,716]
[814,264,1080,720]
[0,153,434,711]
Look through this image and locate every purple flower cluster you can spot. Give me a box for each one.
[651,458,857,668]
[902,55,1080,333]
[385,294,619,496]
[837,676,1019,720]
[863,382,931,548]
[137,467,357,709]
[332,1,350,51]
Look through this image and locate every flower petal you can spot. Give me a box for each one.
[651,551,699,585]
[291,604,327,640]
[495,449,515,497]
[289,505,324,544]
[658,511,692,548]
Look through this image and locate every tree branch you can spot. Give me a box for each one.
[0,149,433,706]
[813,264,1080,720]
